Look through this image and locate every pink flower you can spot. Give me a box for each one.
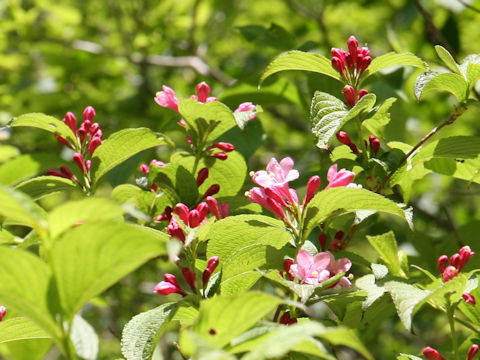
[252,157,299,188]
[234,102,257,120]
[154,85,179,112]
[191,82,217,103]
[246,187,285,219]
[325,164,355,189]
[154,274,186,296]
[289,249,351,287]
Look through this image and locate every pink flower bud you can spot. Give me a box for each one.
[89,136,102,156]
[154,281,179,295]
[155,86,179,112]
[86,160,91,172]
[206,256,220,273]
[212,142,235,152]
[305,175,321,205]
[331,57,345,74]
[212,152,228,160]
[267,197,286,219]
[0,306,6,322]
[73,153,85,173]
[203,184,220,198]
[55,134,71,147]
[358,47,371,57]
[46,169,69,179]
[206,196,221,220]
[347,36,359,57]
[442,265,458,282]
[336,131,352,146]
[78,126,87,143]
[437,255,449,274]
[188,209,201,228]
[450,253,461,268]
[90,123,100,136]
[155,207,172,222]
[83,106,96,122]
[140,164,149,174]
[463,292,476,306]
[173,203,190,224]
[422,347,446,360]
[197,168,209,186]
[150,159,166,167]
[219,203,229,218]
[283,259,294,281]
[359,56,372,72]
[468,344,479,360]
[164,273,182,289]
[369,135,380,154]
[195,82,211,103]
[167,218,186,242]
[342,85,356,107]
[60,166,75,180]
[182,268,196,291]
[358,89,369,100]
[196,202,209,220]
[64,112,77,134]
[318,233,327,251]
[331,48,347,60]
[458,246,474,271]
[186,135,193,146]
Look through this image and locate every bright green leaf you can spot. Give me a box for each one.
[362,98,397,139]
[260,50,341,85]
[355,274,386,310]
[362,52,426,79]
[90,128,166,184]
[16,176,79,200]
[415,72,468,102]
[366,231,406,278]
[459,54,480,86]
[435,45,461,74]
[0,317,50,344]
[0,153,64,185]
[121,303,178,360]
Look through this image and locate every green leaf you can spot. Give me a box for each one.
[121,303,178,360]
[362,52,426,79]
[0,153,64,185]
[6,339,52,360]
[0,246,61,340]
[311,92,376,149]
[459,54,480,86]
[206,215,292,294]
[9,113,79,150]
[415,72,468,102]
[16,176,79,200]
[304,187,411,239]
[52,222,167,320]
[0,317,50,344]
[361,98,397,139]
[70,315,99,360]
[355,274,386,310]
[172,302,199,327]
[0,186,48,231]
[90,128,166,184]
[178,99,236,143]
[366,231,406,278]
[397,354,423,360]
[0,228,15,244]
[435,45,461,74]
[172,151,247,198]
[260,50,341,85]
[0,145,20,163]
[191,292,282,349]
[384,281,431,331]
[48,198,124,239]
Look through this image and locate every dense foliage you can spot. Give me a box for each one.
[1,1,480,359]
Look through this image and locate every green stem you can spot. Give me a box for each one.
[446,299,460,360]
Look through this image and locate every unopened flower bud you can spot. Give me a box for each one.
[437,255,449,274]
[450,253,460,268]
[60,166,75,180]
[212,142,235,152]
[331,57,345,73]
[73,152,85,173]
[468,344,479,360]
[203,184,220,198]
[167,218,185,242]
[85,160,91,172]
[140,164,149,174]
[89,136,102,156]
[188,209,201,228]
[442,265,458,282]
[195,82,211,103]
[267,197,286,219]
[64,112,77,134]
[0,306,6,322]
[83,106,96,121]
[347,36,359,57]
[318,233,327,251]
[182,268,196,291]
[358,89,369,100]
[463,292,476,305]
[173,203,190,224]
[219,203,229,218]
[164,273,182,289]
[283,259,294,281]
[342,85,356,107]
[55,134,71,147]
[206,196,220,220]
[203,256,220,286]
[212,152,228,160]
[458,246,474,271]
[46,169,69,179]
[305,175,321,205]
[279,311,297,325]
[336,131,352,146]
[369,135,380,154]
[422,347,446,360]
[359,56,372,72]
[196,168,209,186]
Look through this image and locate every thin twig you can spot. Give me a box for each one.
[376,107,467,192]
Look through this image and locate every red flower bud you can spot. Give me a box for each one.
[212,142,235,152]
[267,197,286,219]
[73,152,85,173]
[167,218,185,242]
[206,196,220,220]
[212,152,228,160]
[358,89,369,100]
[369,135,380,154]
[196,202,209,220]
[442,265,458,282]
[63,112,77,134]
[347,36,359,57]
[206,256,220,273]
[154,281,179,295]
[89,136,102,156]
[283,259,294,281]
[173,203,190,224]
[422,347,446,360]
[342,85,356,107]
[0,306,6,322]
[331,57,345,74]
[450,253,460,268]
[60,166,75,180]
[55,134,71,147]
[468,344,479,360]
[182,268,196,291]
[46,169,70,179]
[463,292,476,305]
[437,255,449,274]
[203,184,220,198]
[318,233,327,251]
[195,82,211,103]
[305,176,321,205]
[83,106,96,122]
[188,209,201,228]
[336,131,352,146]
[140,164,149,174]
[458,246,474,271]
[197,167,209,186]
[86,160,91,172]
[279,312,297,325]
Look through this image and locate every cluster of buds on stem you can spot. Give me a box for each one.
[208,142,235,161]
[422,344,479,360]
[336,131,381,155]
[154,274,186,296]
[0,306,6,322]
[331,36,372,85]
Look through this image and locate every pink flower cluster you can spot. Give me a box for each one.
[423,344,479,360]
[48,106,103,180]
[286,249,352,288]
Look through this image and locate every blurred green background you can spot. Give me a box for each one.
[2,0,480,358]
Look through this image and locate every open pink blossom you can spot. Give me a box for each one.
[325,164,356,189]
[252,157,299,188]
[235,102,257,120]
[154,85,179,112]
[289,249,351,288]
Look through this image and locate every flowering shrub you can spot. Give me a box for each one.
[0,35,480,360]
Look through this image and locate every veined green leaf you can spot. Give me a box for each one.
[121,303,178,360]
[260,50,341,84]
[90,128,166,185]
[355,274,386,310]
[366,231,406,278]
[415,72,468,102]
[435,45,461,74]
[311,92,376,149]
[362,52,426,79]
[52,222,167,320]
[362,97,397,139]
[459,54,480,86]
[9,113,79,150]
[16,176,79,200]
[191,292,282,349]
[178,99,236,143]
[0,247,61,340]
[0,317,50,344]
[304,187,411,239]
